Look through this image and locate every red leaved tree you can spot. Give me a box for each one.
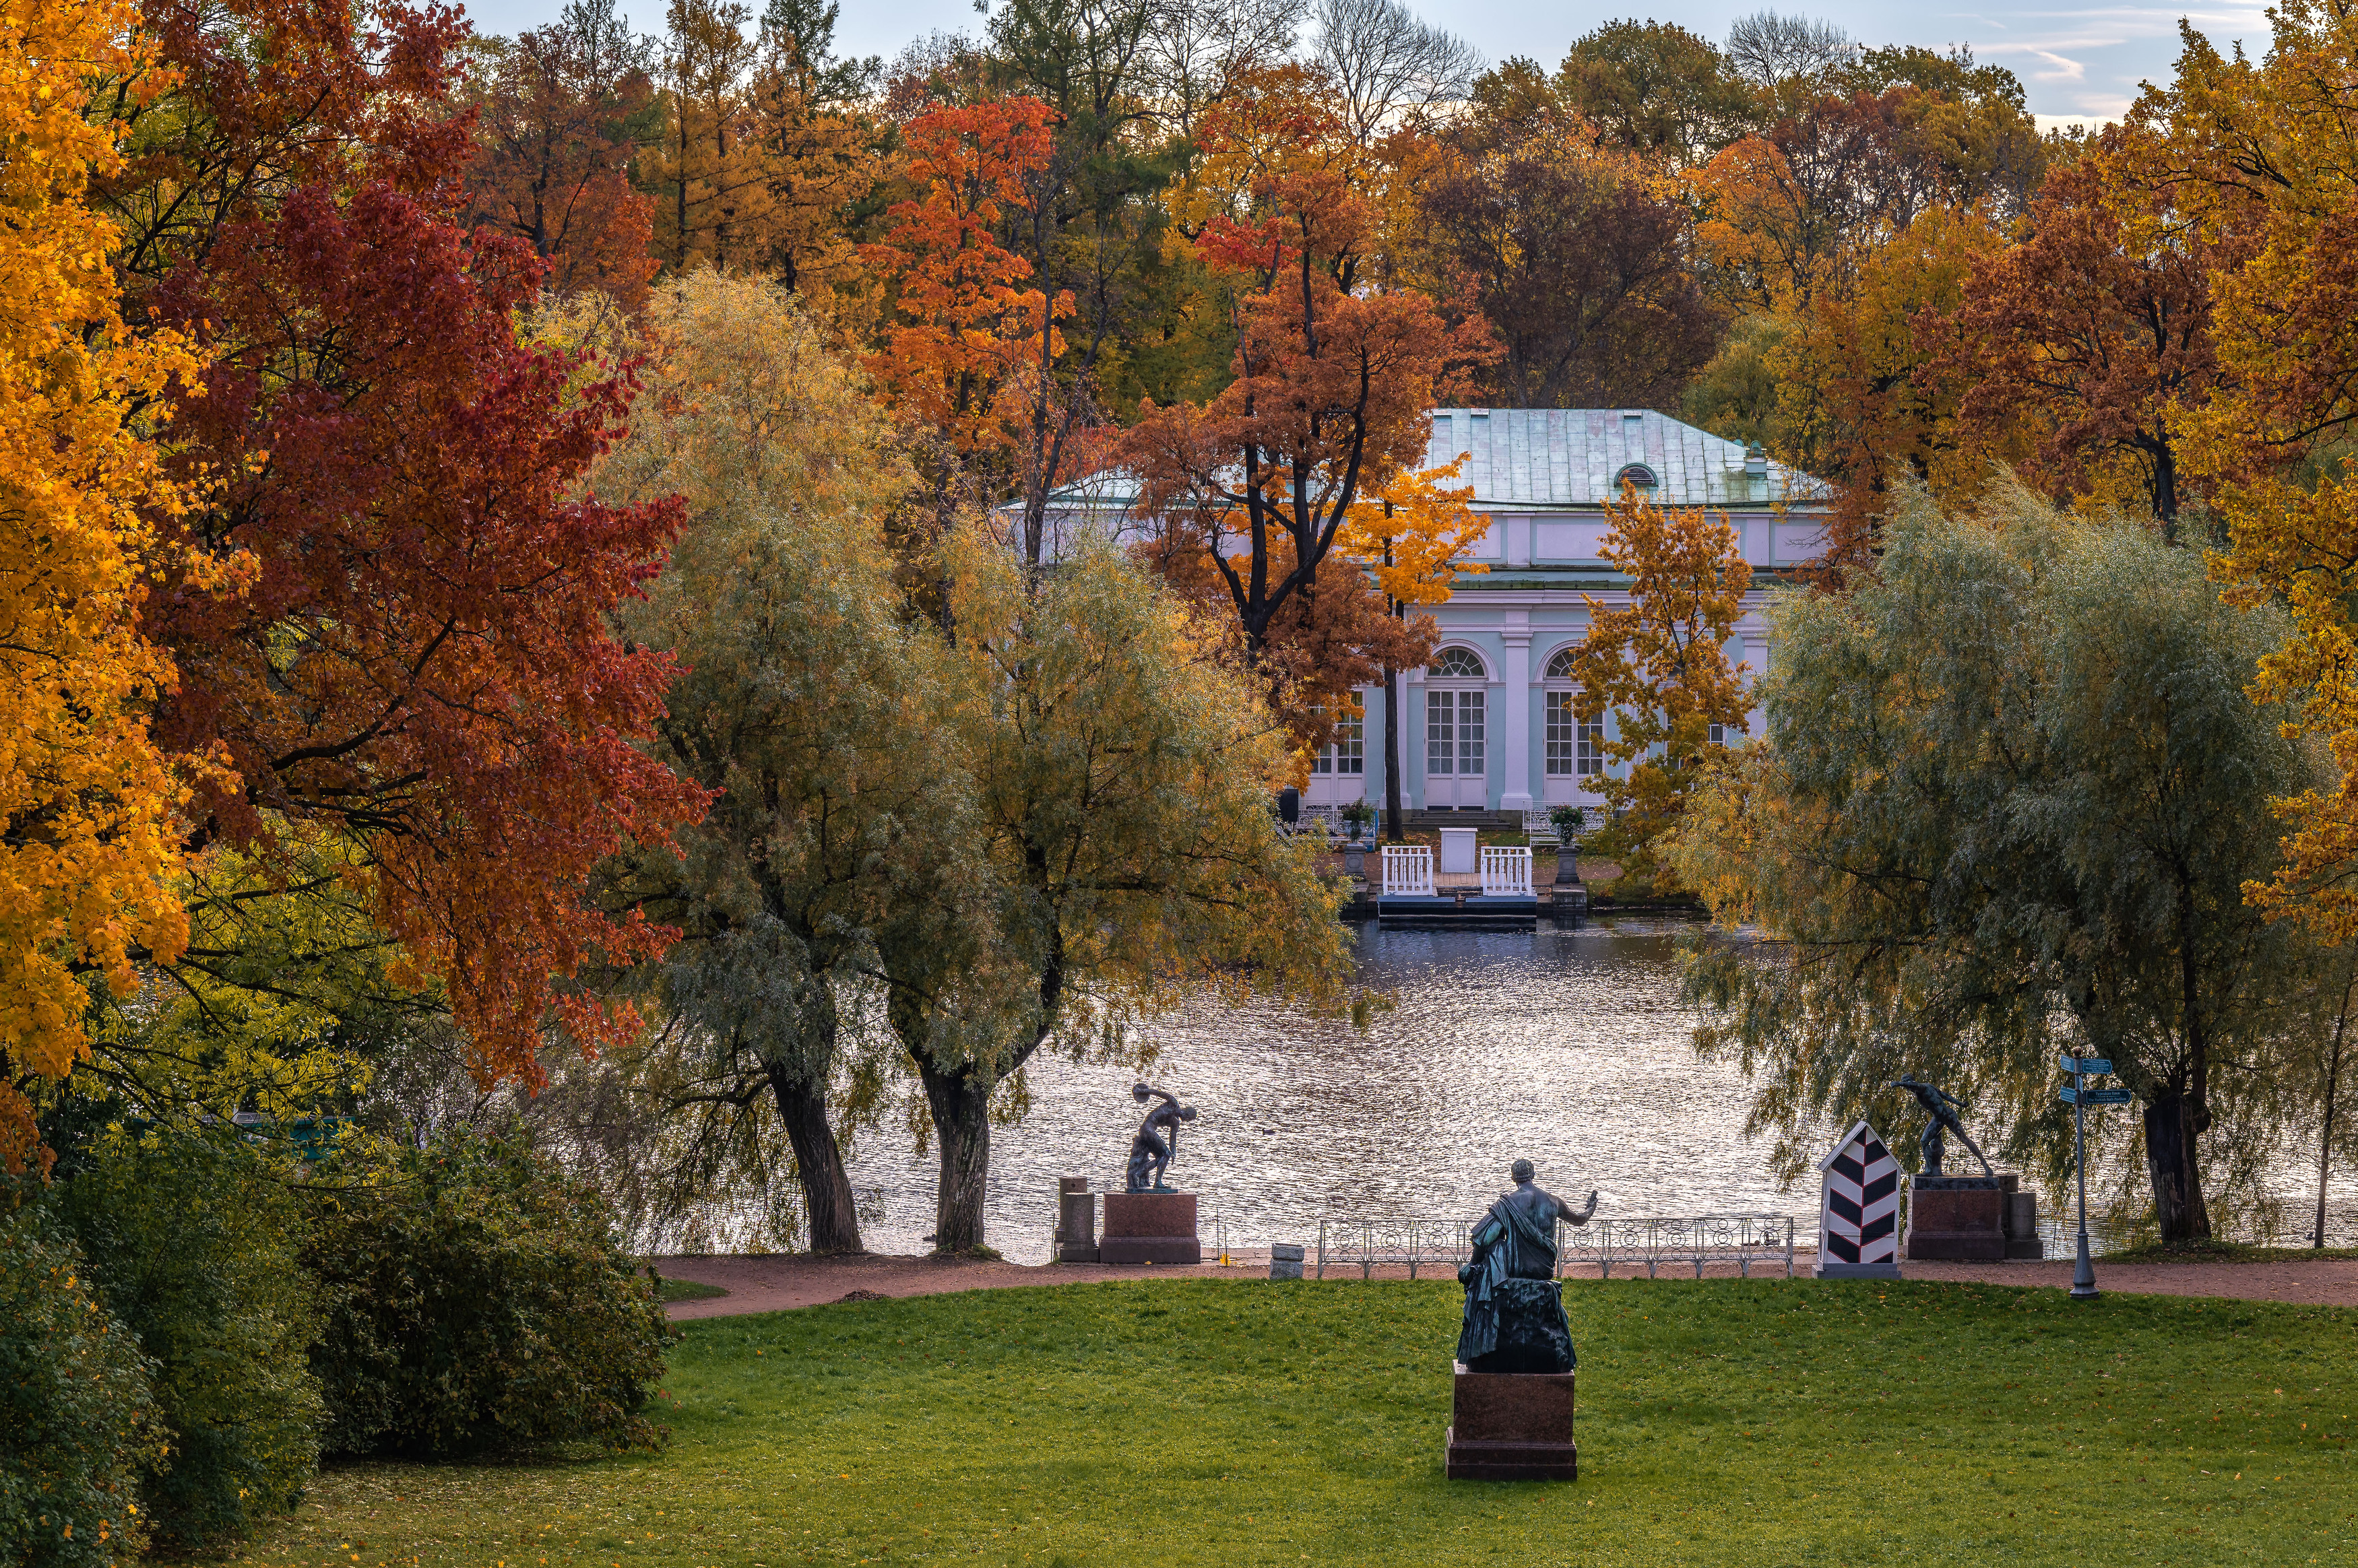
[97,0,708,1083]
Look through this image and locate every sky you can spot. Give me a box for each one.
[453,0,2271,127]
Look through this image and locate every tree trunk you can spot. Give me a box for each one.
[2320,982,2350,1248]
[767,1074,864,1254]
[1384,667,1405,843]
[2143,1090,2212,1243]
[917,1058,993,1255]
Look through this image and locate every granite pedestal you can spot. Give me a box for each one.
[1444,1363,1577,1480]
[1053,1175,1098,1263]
[1100,1191,1200,1264]
[1906,1173,2029,1262]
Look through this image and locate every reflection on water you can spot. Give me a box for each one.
[850,917,1810,1263]
[848,918,2358,1261]
[841,916,2356,1263]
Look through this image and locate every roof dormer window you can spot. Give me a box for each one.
[1616,463,1658,490]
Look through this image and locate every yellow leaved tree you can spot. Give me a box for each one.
[2132,5,2358,943]
[0,0,203,1173]
[1563,486,1753,892]
[1337,455,1490,839]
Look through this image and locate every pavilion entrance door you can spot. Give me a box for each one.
[1425,688,1486,808]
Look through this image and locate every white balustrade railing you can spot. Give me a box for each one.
[1312,1212,1799,1281]
[1480,845,1533,896]
[1381,844,1434,896]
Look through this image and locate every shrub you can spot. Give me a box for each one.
[0,1208,162,1568]
[305,1127,672,1457]
[49,1126,323,1551]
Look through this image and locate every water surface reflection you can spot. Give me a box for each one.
[848,917,1808,1262]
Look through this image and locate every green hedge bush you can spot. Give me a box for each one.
[305,1127,672,1457]
[50,1127,323,1551]
[0,1208,162,1568]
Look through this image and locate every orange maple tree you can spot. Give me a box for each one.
[1124,65,1490,740]
[862,96,1071,482]
[1564,486,1753,888]
[463,1,661,309]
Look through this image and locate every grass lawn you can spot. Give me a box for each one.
[654,1277,732,1304]
[205,1278,2356,1567]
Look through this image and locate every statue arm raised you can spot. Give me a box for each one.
[1568,1189,1599,1224]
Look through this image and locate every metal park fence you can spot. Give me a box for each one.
[1564,1214,1799,1278]
[1310,1213,1799,1280]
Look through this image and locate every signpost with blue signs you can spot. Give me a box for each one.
[2060,1052,2127,1299]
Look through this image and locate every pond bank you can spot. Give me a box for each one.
[653,1248,2358,1318]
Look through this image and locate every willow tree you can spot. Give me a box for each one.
[875,527,1358,1254]
[588,273,949,1253]
[1676,486,2330,1241]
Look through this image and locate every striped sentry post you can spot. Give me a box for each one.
[1814,1119,1903,1279]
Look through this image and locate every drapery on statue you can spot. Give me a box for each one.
[1888,1075,1994,1177]
[1457,1160,1598,1374]
[1124,1083,1197,1192]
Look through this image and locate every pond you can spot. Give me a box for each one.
[843,917,1779,1262]
[839,917,2356,1264]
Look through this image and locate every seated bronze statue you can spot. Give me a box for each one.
[1457,1158,1598,1375]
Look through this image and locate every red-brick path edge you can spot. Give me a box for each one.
[654,1249,2358,1321]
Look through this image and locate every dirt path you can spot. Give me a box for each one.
[656,1249,2358,1319]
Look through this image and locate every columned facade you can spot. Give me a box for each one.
[1305,407,1829,814]
[1035,406,1831,814]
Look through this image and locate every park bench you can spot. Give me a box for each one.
[1312,1212,1799,1280]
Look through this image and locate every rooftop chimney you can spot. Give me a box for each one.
[1744,443,1768,478]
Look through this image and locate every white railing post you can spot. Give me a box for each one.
[1382,845,1433,896]
[1479,845,1533,896]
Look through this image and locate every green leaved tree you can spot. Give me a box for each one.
[586,272,947,1253]
[1674,486,2334,1241]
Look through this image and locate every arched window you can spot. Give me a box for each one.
[1429,646,1485,680]
[1616,463,1658,490]
[1540,647,1604,779]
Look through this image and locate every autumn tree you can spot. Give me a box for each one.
[1692,79,2041,312]
[743,0,880,296]
[1674,493,2328,1240]
[1416,96,1717,410]
[463,0,662,308]
[588,273,932,1254]
[90,0,709,1085]
[1126,61,1490,744]
[0,0,199,1173]
[862,96,1072,515]
[1336,459,1490,840]
[1775,203,2008,574]
[879,527,1356,1252]
[654,0,769,271]
[1564,486,1753,888]
[1550,21,1758,168]
[2128,6,2358,948]
[1937,132,2224,535]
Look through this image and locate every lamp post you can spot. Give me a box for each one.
[2060,1052,2130,1299]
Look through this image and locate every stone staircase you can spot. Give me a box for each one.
[1391,808,1526,833]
